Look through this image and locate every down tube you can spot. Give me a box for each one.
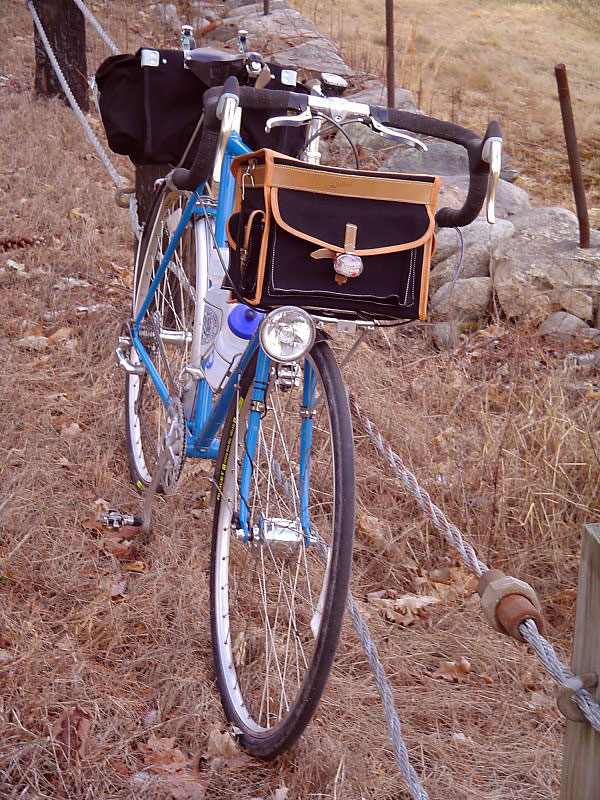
[300,358,316,542]
[238,347,271,538]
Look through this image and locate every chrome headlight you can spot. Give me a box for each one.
[259,306,316,363]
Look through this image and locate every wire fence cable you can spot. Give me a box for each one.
[350,392,600,735]
[27,1,140,238]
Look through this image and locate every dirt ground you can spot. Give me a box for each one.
[1,2,599,799]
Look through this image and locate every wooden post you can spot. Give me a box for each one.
[32,0,89,112]
[385,0,395,108]
[263,0,270,14]
[560,523,600,799]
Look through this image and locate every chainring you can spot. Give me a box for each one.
[159,396,186,493]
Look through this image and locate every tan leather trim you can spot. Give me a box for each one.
[245,163,437,204]
[418,235,433,320]
[270,188,435,255]
[246,208,270,305]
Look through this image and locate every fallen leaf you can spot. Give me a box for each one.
[204,729,246,769]
[82,516,104,533]
[16,335,48,351]
[50,707,91,758]
[122,560,145,572]
[94,498,110,511]
[356,513,390,551]
[432,657,471,682]
[49,326,74,343]
[141,735,188,773]
[105,538,139,561]
[367,592,440,625]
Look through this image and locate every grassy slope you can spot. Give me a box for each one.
[293,0,600,224]
[1,1,599,799]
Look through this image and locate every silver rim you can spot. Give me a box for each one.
[213,356,337,734]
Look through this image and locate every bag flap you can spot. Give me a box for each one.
[271,186,435,255]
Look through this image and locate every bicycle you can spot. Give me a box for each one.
[112,44,502,759]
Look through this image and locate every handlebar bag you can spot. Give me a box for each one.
[225,149,441,321]
[95,52,309,166]
[95,49,209,166]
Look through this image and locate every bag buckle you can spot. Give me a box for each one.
[310,223,364,285]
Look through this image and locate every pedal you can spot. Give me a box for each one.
[100,509,143,529]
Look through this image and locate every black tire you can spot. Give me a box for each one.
[210,340,355,758]
[124,185,196,491]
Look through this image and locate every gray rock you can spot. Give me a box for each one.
[152,2,180,28]
[430,277,493,322]
[219,4,352,76]
[384,136,468,176]
[539,311,600,340]
[430,219,515,293]
[271,42,352,76]
[347,80,417,112]
[437,175,530,219]
[491,230,600,320]
[509,206,579,239]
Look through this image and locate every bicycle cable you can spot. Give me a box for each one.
[299,113,361,168]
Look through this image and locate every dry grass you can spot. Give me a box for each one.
[292,0,600,225]
[1,1,600,798]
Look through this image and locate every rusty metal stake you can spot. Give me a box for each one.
[554,63,590,248]
[385,0,395,108]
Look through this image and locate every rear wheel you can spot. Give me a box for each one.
[124,186,198,491]
[210,340,355,758]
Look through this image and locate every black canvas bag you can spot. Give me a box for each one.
[226,150,441,321]
[95,50,309,166]
[95,49,208,166]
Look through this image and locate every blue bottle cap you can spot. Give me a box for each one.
[227,305,263,339]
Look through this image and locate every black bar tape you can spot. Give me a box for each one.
[370,106,501,227]
[170,78,240,191]
[169,83,308,191]
[237,86,309,113]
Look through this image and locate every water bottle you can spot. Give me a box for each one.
[200,241,231,356]
[203,304,263,392]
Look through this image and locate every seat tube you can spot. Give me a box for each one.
[299,358,316,541]
[239,348,271,538]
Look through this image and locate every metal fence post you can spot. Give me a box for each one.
[385,0,395,108]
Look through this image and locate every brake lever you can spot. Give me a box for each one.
[365,117,428,150]
[265,108,312,133]
[481,137,502,224]
[213,94,240,183]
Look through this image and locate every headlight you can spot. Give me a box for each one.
[259,306,316,364]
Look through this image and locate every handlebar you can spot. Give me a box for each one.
[169,80,502,229]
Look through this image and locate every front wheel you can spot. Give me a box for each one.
[210,340,355,758]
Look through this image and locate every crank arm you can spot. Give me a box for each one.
[482,137,502,224]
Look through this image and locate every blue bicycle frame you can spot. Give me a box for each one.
[130,129,316,538]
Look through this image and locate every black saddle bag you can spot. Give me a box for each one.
[95,50,309,166]
[226,149,441,321]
